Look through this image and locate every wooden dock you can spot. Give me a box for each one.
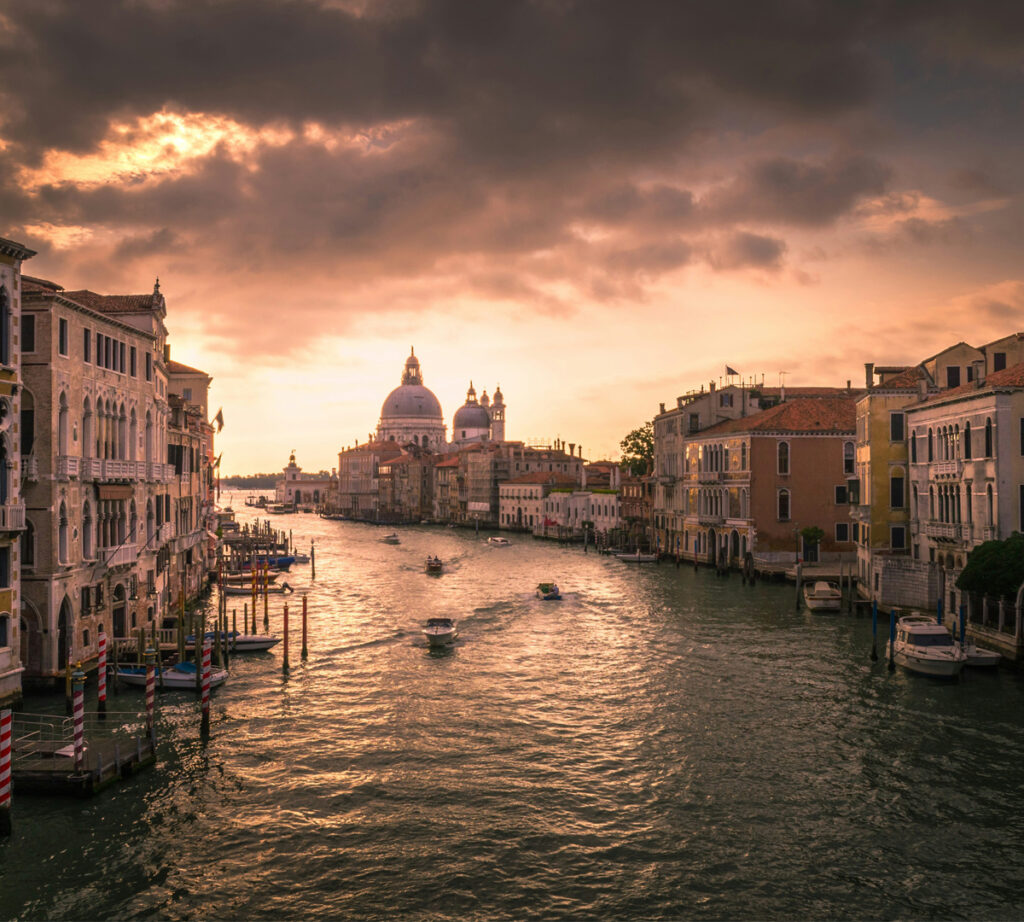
[11,712,156,797]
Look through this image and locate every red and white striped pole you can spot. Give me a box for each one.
[200,636,211,736]
[282,602,290,675]
[97,632,108,719]
[1,708,12,836]
[72,668,86,772]
[145,647,157,731]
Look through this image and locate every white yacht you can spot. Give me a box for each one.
[893,615,967,677]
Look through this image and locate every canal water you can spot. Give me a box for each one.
[3,494,1024,920]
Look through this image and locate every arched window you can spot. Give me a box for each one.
[964,421,972,459]
[0,283,9,366]
[129,408,138,461]
[927,428,933,462]
[910,432,917,463]
[147,499,155,543]
[21,519,35,568]
[83,500,94,560]
[58,392,69,456]
[777,488,791,520]
[145,410,153,465]
[777,441,790,475]
[58,502,69,564]
[82,398,94,459]
[985,418,993,456]
[843,441,854,474]
[986,484,994,525]
[741,442,748,470]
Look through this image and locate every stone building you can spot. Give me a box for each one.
[0,236,35,706]
[276,450,336,507]
[376,349,447,450]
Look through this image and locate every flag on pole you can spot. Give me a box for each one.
[213,408,224,431]
[725,365,738,377]
[213,453,223,468]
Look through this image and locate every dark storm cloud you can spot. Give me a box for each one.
[709,232,787,271]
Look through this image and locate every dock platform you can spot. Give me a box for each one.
[11,712,157,797]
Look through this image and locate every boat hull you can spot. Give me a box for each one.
[115,666,229,689]
[893,650,965,677]
[423,628,456,647]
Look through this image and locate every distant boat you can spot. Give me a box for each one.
[423,617,457,647]
[536,582,561,600]
[382,533,401,545]
[488,536,510,546]
[426,556,443,574]
[615,550,657,562]
[188,630,281,652]
[802,580,842,612]
[223,581,293,596]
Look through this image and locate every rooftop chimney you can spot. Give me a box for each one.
[709,380,716,392]
[659,402,665,413]
[864,362,874,389]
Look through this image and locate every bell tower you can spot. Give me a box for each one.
[490,386,505,441]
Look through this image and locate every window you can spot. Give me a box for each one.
[0,614,7,648]
[835,522,850,542]
[83,327,91,362]
[964,421,972,459]
[910,432,917,463]
[119,342,126,372]
[777,441,790,475]
[688,413,700,433]
[835,484,848,504]
[946,366,960,387]
[183,387,193,401]
[1020,418,1024,456]
[777,488,790,520]
[891,526,906,550]
[890,412,905,441]
[1020,484,1024,531]
[58,317,69,356]
[0,545,8,589]
[843,441,854,474]
[890,471,905,509]
[928,428,934,462]
[130,346,137,376]
[985,418,993,456]
[720,393,733,408]
[22,313,35,353]
[145,352,153,381]
[0,285,8,365]
[994,352,1007,372]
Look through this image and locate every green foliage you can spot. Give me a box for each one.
[620,422,654,476]
[956,533,1024,598]
[800,526,825,547]
[222,473,279,488]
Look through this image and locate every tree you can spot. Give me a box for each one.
[956,533,1024,599]
[620,422,654,476]
[800,526,825,550]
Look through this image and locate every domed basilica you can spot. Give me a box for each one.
[376,349,505,450]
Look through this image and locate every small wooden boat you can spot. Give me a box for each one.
[963,641,1000,667]
[222,581,293,596]
[382,533,401,545]
[536,582,561,600]
[423,617,457,647]
[115,661,229,690]
[802,580,842,612]
[488,536,510,546]
[426,556,443,574]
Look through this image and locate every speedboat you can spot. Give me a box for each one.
[963,641,1001,667]
[422,617,457,647]
[536,582,561,600]
[222,580,293,596]
[115,661,229,690]
[425,556,443,574]
[189,630,281,652]
[488,536,510,546]
[382,533,401,545]
[803,580,841,612]
[893,615,967,677]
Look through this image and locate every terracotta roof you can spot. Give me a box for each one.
[914,361,1024,408]
[701,396,856,436]
[22,275,61,292]
[758,386,864,398]
[503,472,577,486]
[873,365,928,389]
[167,359,210,377]
[435,457,461,468]
[61,289,163,314]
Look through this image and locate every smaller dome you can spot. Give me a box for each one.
[453,403,491,430]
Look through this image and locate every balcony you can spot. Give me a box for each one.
[657,475,676,485]
[103,543,138,568]
[21,457,38,482]
[697,513,725,526]
[80,458,103,480]
[923,521,971,541]
[103,459,132,480]
[56,455,80,480]
[158,522,175,544]
[932,460,963,478]
[698,471,722,483]
[981,525,996,541]
[0,501,26,531]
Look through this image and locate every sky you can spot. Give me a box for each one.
[2,1,1023,475]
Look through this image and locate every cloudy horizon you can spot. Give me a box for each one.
[3,0,1023,474]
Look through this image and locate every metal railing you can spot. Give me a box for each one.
[0,501,26,530]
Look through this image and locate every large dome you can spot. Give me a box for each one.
[381,384,443,420]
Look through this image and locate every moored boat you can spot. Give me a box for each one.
[893,615,967,677]
[536,582,561,600]
[422,617,457,647]
[115,661,229,690]
[963,641,1001,667]
[615,550,657,562]
[802,580,842,612]
[189,630,281,652]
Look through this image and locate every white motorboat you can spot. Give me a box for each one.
[422,617,457,647]
[893,615,967,677]
[963,641,1001,667]
[488,536,510,546]
[115,661,229,690]
[803,580,842,612]
[231,633,281,652]
[382,533,401,545]
[616,550,657,562]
